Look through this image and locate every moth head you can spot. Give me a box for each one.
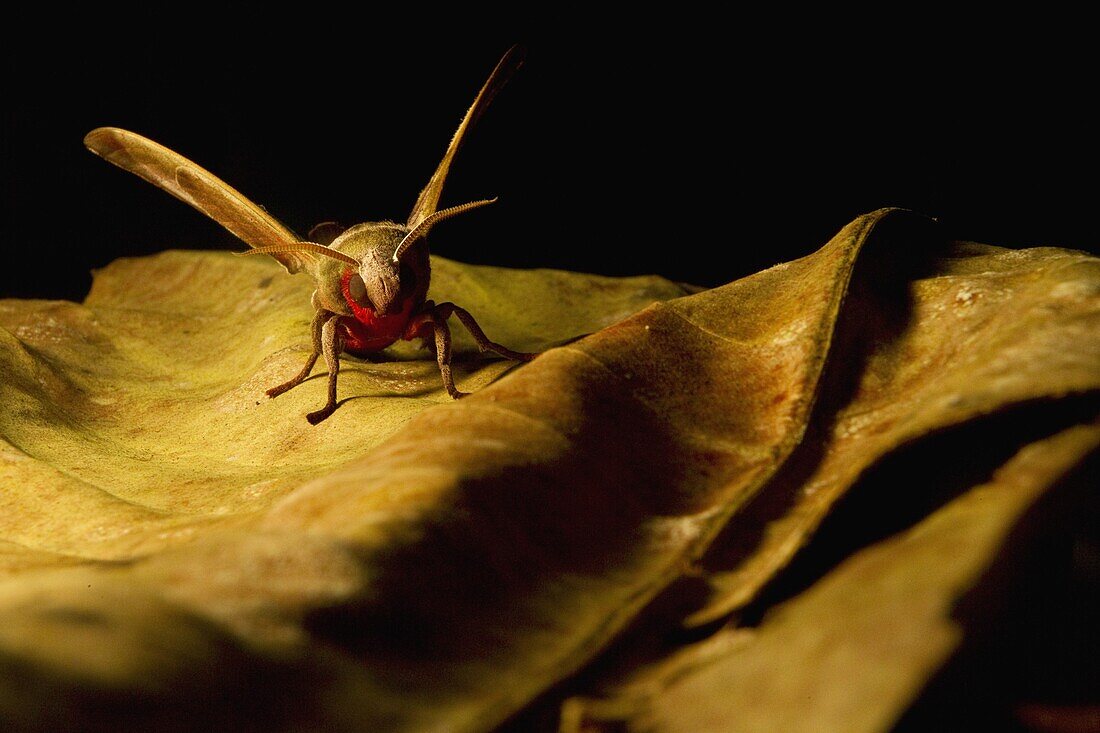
[349,247,407,315]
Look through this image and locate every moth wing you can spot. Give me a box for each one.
[84,127,318,275]
[406,45,524,230]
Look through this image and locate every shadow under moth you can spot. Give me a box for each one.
[85,46,535,424]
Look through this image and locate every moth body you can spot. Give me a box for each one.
[312,222,433,354]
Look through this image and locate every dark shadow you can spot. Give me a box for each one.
[334,358,529,404]
[738,395,1100,626]
[0,604,339,733]
[892,438,1099,732]
[302,349,734,712]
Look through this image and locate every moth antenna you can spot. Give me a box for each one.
[237,242,359,267]
[392,197,498,263]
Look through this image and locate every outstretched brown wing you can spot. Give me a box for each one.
[406,46,525,231]
[85,127,317,274]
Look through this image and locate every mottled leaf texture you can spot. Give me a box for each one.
[1,210,1096,732]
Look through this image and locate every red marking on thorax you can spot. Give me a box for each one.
[338,268,421,356]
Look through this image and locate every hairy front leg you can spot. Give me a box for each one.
[268,302,330,399]
[421,302,537,399]
[428,309,465,399]
[306,316,344,424]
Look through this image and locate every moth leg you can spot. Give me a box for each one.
[306,316,344,424]
[267,307,329,398]
[427,309,465,399]
[434,302,537,362]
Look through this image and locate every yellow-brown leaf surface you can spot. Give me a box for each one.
[1,210,1096,731]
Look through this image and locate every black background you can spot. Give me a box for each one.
[3,13,1097,301]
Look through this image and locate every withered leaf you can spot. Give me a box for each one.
[1,210,1096,732]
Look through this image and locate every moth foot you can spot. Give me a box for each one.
[306,405,336,424]
[266,383,294,399]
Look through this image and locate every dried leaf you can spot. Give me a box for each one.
[1,209,1096,732]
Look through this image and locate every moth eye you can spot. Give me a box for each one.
[349,273,370,307]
